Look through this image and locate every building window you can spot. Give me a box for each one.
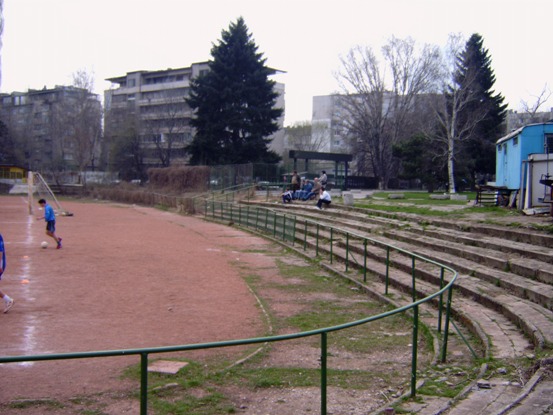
[513,137,518,146]
[545,134,553,153]
[112,95,127,104]
[128,79,136,87]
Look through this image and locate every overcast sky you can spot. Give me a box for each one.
[2,0,552,126]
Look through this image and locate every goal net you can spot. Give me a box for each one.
[27,172,73,216]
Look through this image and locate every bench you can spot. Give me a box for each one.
[475,185,514,207]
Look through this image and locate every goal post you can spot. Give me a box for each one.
[27,171,73,216]
[27,171,34,215]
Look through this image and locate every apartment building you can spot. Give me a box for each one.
[104,63,285,168]
[311,94,349,153]
[0,86,103,173]
[505,108,553,132]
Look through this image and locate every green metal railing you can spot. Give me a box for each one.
[203,200,460,400]
[0,199,458,415]
[203,202,457,356]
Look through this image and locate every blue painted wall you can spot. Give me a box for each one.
[495,123,553,189]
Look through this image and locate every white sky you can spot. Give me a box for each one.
[2,0,552,126]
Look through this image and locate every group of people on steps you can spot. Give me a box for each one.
[282,170,331,210]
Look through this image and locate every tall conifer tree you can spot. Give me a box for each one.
[455,34,507,184]
[186,17,282,165]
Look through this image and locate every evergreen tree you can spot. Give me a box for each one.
[454,34,507,185]
[393,133,447,192]
[186,17,282,165]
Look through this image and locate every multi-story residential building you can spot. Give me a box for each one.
[505,108,553,132]
[311,94,349,153]
[0,86,103,174]
[104,63,285,169]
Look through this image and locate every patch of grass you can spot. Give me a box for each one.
[154,204,171,211]
[151,391,235,415]
[228,366,405,390]
[8,399,65,410]
[371,191,476,206]
[417,364,480,398]
[355,202,458,217]
[468,206,518,217]
[417,378,466,398]
[235,367,319,388]
[520,222,553,234]
[81,410,109,415]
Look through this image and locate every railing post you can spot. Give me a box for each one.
[321,332,328,415]
[330,228,334,264]
[385,246,390,295]
[345,232,349,271]
[316,224,320,256]
[411,256,417,301]
[282,215,287,241]
[440,286,454,363]
[292,216,297,246]
[438,267,445,333]
[140,352,149,415]
[411,305,419,398]
[363,239,368,282]
[303,220,308,251]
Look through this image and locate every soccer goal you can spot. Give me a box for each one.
[27,172,73,216]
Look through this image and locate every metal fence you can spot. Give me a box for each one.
[1,198,458,415]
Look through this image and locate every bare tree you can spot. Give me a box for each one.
[70,69,103,180]
[107,110,147,181]
[285,121,327,152]
[48,70,102,184]
[430,34,491,193]
[142,92,188,167]
[336,36,441,188]
[520,85,552,122]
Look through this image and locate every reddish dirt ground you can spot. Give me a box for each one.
[0,196,272,409]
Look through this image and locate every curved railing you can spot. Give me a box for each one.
[0,199,458,415]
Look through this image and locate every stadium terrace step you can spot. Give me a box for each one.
[259,201,553,314]
[239,199,553,414]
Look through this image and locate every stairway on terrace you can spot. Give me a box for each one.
[241,199,553,415]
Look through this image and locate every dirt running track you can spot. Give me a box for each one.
[0,196,272,408]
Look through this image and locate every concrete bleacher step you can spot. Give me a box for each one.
[396,227,553,286]
[241,199,553,414]
[303,235,534,360]
[278,205,553,351]
[261,201,553,312]
[381,235,553,312]
[283,206,553,317]
[438,365,553,415]
[415,227,553,264]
